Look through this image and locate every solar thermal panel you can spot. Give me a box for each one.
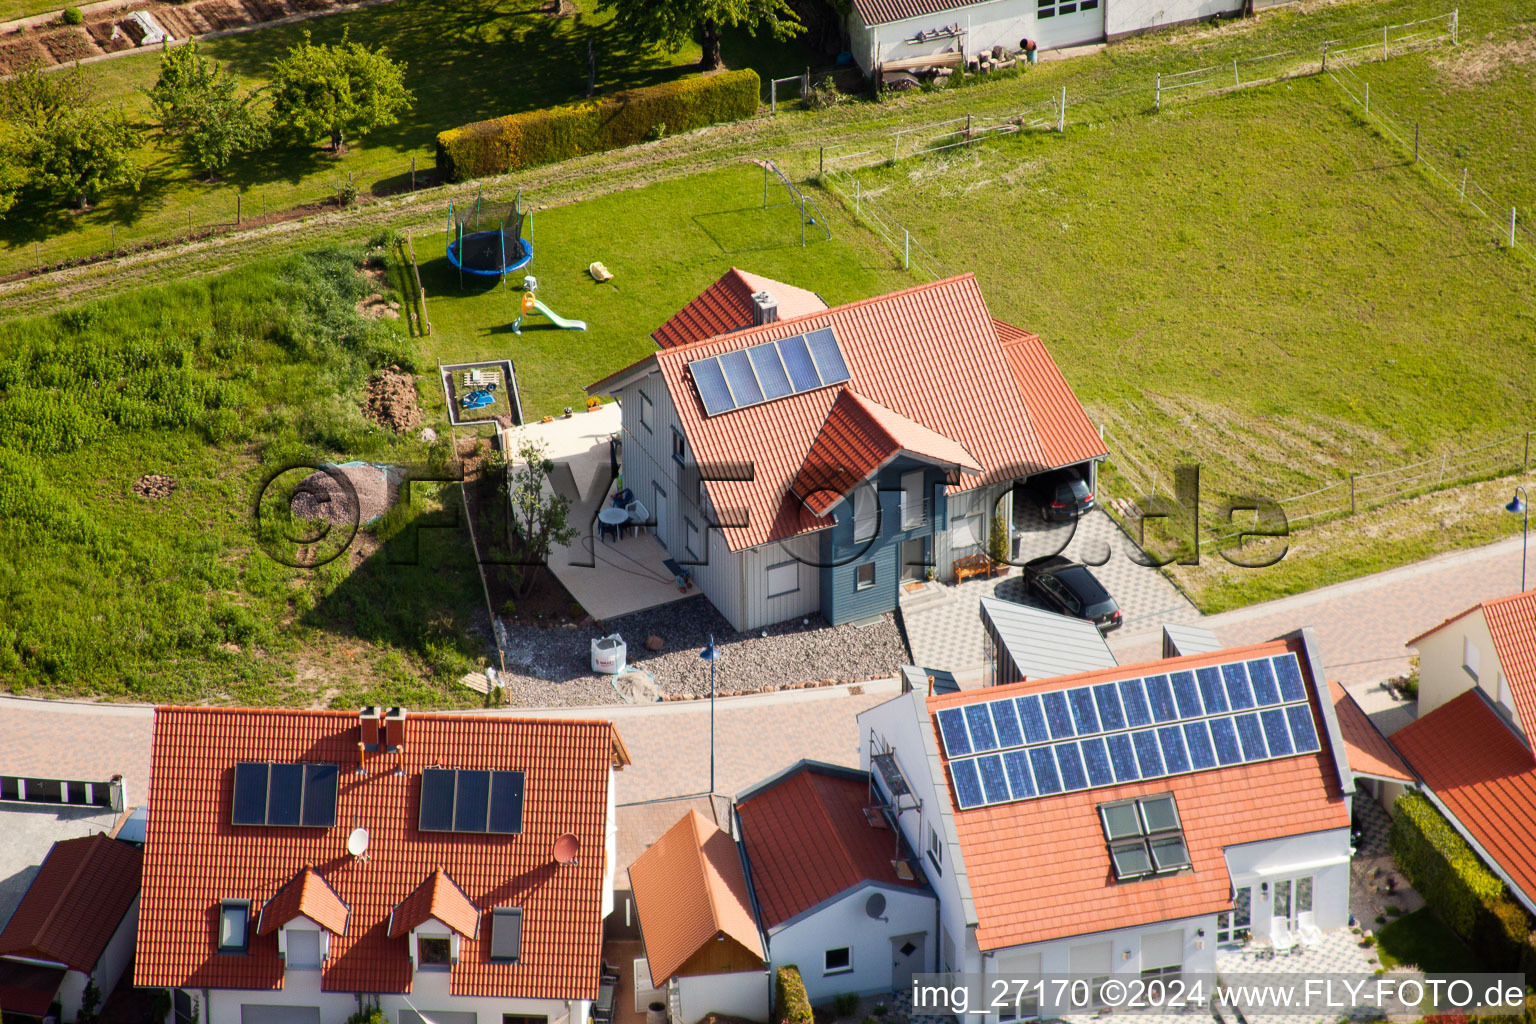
[747,343,793,399]
[805,328,851,384]
[719,350,764,407]
[690,357,735,416]
[777,335,821,391]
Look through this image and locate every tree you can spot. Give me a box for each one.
[506,438,575,596]
[600,0,801,70]
[0,63,141,209]
[268,31,412,153]
[147,40,269,179]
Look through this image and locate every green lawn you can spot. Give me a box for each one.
[1376,908,1485,973]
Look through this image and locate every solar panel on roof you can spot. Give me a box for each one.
[233,761,339,828]
[1119,678,1152,727]
[1169,671,1202,718]
[232,763,268,826]
[419,769,457,832]
[991,700,1024,748]
[1081,736,1114,787]
[1223,663,1256,710]
[1132,729,1165,777]
[950,759,985,809]
[1259,708,1293,757]
[1233,713,1268,761]
[1183,721,1217,770]
[302,764,339,828]
[1209,717,1243,766]
[1029,746,1062,794]
[1196,666,1228,713]
[1247,658,1281,706]
[1068,687,1100,734]
[1043,691,1075,739]
[964,704,999,752]
[719,350,764,407]
[454,769,492,832]
[1003,750,1035,798]
[266,763,304,827]
[1144,675,1178,723]
[1274,654,1307,702]
[690,357,735,416]
[1286,704,1322,752]
[976,754,1011,803]
[1015,695,1049,743]
[805,328,852,385]
[777,334,821,391]
[1093,683,1126,731]
[937,708,971,757]
[489,770,525,834]
[1157,726,1191,774]
[1056,742,1088,791]
[1106,733,1140,782]
[747,343,793,400]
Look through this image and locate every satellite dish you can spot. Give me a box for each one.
[865,892,888,921]
[347,828,370,857]
[553,833,581,865]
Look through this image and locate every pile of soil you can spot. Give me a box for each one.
[290,464,395,525]
[363,370,421,433]
[356,294,401,320]
[132,473,177,498]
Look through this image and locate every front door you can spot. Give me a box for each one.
[891,932,926,992]
[1273,875,1313,930]
[900,537,927,581]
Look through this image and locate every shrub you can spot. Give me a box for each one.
[775,965,812,1024]
[644,121,666,141]
[62,6,83,24]
[1390,792,1505,936]
[1470,895,1533,971]
[802,75,843,110]
[436,69,759,181]
[832,993,860,1017]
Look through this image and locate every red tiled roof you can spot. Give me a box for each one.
[258,867,350,937]
[1405,589,1536,739]
[927,637,1349,951]
[1328,682,1413,783]
[136,708,620,999]
[736,764,926,930]
[628,810,764,987]
[791,389,981,516]
[994,320,1108,472]
[631,274,1104,552]
[652,269,828,349]
[0,961,67,1016]
[1392,690,1536,904]
[851,0,970,28]
[389,870,480,938]
[0,833,141,971]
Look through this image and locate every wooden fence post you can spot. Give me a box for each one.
[1349,474,1356,515]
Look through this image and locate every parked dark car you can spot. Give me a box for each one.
[1022,469,1096,521]
[1022,555,1123,632]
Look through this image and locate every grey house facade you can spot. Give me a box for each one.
[587,272,1108,632]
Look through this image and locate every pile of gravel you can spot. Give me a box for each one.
[290,464,396,526]
[493,595,908,708]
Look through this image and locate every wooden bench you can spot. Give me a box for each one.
[953,553,994,584]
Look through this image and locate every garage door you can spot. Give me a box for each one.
[240,1006,321,1024]
[400,1011,478,1024]
[1032,0,1104,48]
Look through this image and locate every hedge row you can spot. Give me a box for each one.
[774,965,812,1024]
[436,70,760,182]
[1390,792,1504,936]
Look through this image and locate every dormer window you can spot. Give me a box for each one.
[418,935,453,968]
[218,900,250,954]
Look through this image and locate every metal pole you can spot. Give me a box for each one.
[411,157,416,191]
[855,178,860,218]
[1364,82,1369,113]
[1526,431,1531,469]
[1384,25,1389,58]
[1349,474,1356,515]
[770,78,776,114]
[1460,168,1467,201]
[1511,207,1518,249]
[1233,58,1239,86]
[1058,87,1065,132]
[236,194,241,225]
[819,146,824,175]
[709,652,716,795]
[800,195,806,247]
[1452,8,1458,45]
[1155,72,1160,111]
[763,164,768,207]
[903,228,909,270]
[1414,124,1419,162]
[1321,41,1328,73]
[966,113,972,145]
[893,133,900,163]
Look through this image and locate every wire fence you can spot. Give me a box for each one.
[1101,428,1535,549]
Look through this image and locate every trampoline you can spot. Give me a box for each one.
[446,196,532,278]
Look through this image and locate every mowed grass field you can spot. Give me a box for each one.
[839,71,1536,607]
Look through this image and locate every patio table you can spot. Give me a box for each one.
[598,507,630,542]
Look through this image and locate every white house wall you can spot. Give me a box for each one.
[737,541,821,632]
[1103,0,1241,38]
[768,884,936,1004]
[207,972,588,1024]
[676,970,771,1024]
[1415,612,1519,729]
[1223,829,1352,937]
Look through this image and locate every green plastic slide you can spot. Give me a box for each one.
[532,299,587,330]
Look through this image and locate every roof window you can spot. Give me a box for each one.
[1098,794,1191,881]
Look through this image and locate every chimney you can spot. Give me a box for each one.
[360,706,383,752]
[384,706,407,751]
[751,290,778,326]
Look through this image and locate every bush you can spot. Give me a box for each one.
[802,75,843,110]
[1390,792,1505,936]
[832,993,860,1017]
[62,6,83,24]
[774,965,812,1024]
[1470,894,1533,971]
[436,69,759,181]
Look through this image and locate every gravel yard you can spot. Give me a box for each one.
[494,596,908,708]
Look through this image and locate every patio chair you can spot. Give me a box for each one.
[1295,910,1322,948]
[601,961,620,982]
[1270,920,1297,956]
[625,500,649,536]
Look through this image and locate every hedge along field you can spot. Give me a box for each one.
[436,70,761,180]
[0,241,490,706]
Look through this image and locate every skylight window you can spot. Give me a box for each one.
[490,907,523,963]
[1099,794,1191,882]
[218,900,251,954]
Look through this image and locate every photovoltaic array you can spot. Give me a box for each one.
[938,653,1322,810]
[688,327,852,416]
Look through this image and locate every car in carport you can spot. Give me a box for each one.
[1021,469,1096,522]
[1022,555,1123,632]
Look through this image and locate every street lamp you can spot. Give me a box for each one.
[1508,487,1529,592]
[700,636,723,795]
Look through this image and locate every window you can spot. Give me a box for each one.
[927,825,944,874]
[950,514,984,553]
[856,563,876,591]
[685,518,700,559]
[900,471,925,529]
[1464,636,1480,680]
[824,947,852,974]
[1215,885,1252,944]
[852,485,877,543]
[504,1016,547,1024]
[767,561,798,599]
[417,936,453,968]
[672,429,686,464]
[1296,876,1313,914]
[998,954,1041,1021]
[1037,0,1097,17]
[490,907,523,963]
[639,391,652,431]
[175,991,195,1024]
[218,900,250,954]
[285,929,322,970]
[1098,794,1191,881]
